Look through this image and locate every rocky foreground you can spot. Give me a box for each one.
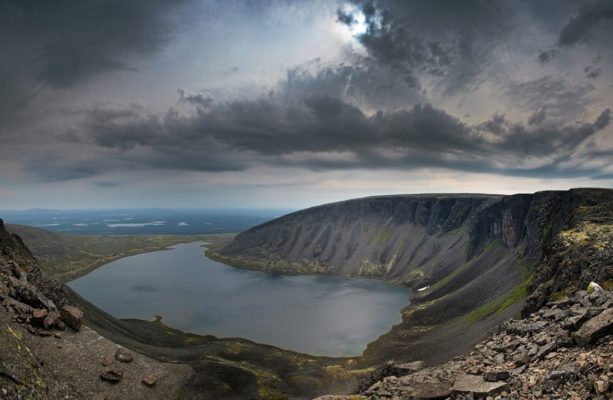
[0,224,191,399]
[316,287,612,400]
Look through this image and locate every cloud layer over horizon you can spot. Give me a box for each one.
[1,0,612,209]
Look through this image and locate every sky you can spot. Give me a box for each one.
[1,0,612,209]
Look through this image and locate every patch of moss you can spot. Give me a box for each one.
[426,260,471,293]
[485,239,502,250]
[395,235,408,253]
[466,275,534,323]
[377,227,393,246]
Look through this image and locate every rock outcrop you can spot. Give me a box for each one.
[0,218,192,399]
[316,288,612,399]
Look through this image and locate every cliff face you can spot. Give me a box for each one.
[218,194,497,283]
[213,188,613,365]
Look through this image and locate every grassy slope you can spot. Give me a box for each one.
[6,224,234,282]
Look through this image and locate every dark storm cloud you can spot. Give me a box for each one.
[74,89,611,179]
[3,0,613,187]
[338,0,511,93]
[280,60,424,111]
[9,0,188,88]
[558,0,613,46]
[0,0,188,127]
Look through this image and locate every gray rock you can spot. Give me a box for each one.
[452,374,509,398]
[43,310,60,330]
[115,348,133,363]
[60,305,83,331]
[546,365,576,382]
[100,368,123,383]
[142,375,157,387]
[395,360,426,376]
[483,370,510,382]
[573,308,613,345]
[535,341,556,359]
[500,320,546,336]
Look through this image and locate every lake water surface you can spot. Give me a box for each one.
[68,242,410,356]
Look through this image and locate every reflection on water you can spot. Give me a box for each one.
[68,242,410,356]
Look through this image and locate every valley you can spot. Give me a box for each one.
[0,188,611,399]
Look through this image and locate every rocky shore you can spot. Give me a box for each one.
[316,286,612,400]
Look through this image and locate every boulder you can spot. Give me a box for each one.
[396,373,452,399]
[60,305,83,331]
[546,365,576,383]
[101,355,114,367]
[594,377,609,394]
[573,308,613,345]
[404,381,452,399]
[30,308,48,326]
[483,370,510,382]
[43,310,60,330]
[100,368,123,383]
[115,348,133,363]
[587,282,603,294]
[55,320,66,331]
[452,374,509,398]
[395,360,426,376]
[500,320,546,336]
[142,375,157,387]
[535,341,557,359]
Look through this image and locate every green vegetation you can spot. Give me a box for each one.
[485,239,502,250]
[394,235,408,253]
[7,224,233,282]
[377,227,393,246]
[466,274,533,323]
[426,260,471,293]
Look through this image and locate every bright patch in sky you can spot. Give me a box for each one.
[348,9,368,36]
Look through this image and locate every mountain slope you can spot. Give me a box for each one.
[211,188,613,365]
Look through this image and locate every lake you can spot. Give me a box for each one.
[68,241,410,356]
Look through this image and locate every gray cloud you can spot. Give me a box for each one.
[338,0,511,94]
[536,49,559,64]
[15,0,188,88]
[558,0,613,46]
[584,65,602,79]
[178,89,215,109]
[69,86,611,179]
[506,76,596,124]
[3,0,613,194]
[0,0,189,129]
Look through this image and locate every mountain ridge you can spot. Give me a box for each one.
[210,188,613,365]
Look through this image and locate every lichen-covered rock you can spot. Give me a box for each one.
[587,281,604,294]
